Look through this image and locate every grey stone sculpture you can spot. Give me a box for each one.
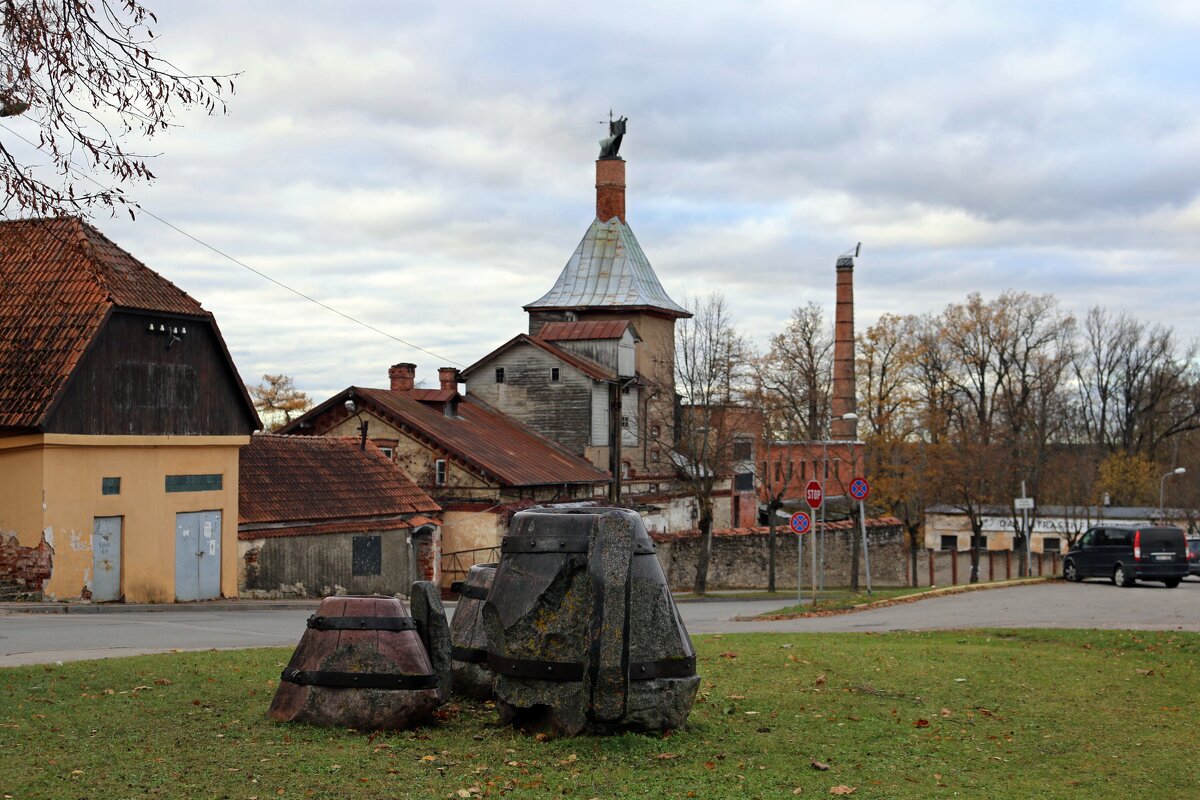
[449,562,497,699]
[483,507,699,736]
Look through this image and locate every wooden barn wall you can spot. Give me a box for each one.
[466,346,593,455]
[45,311,255,435]
[556,339,618,372]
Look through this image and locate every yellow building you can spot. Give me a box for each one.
[0,219,260,603]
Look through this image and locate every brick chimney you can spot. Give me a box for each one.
[438,367,459,393]
[388,362,416,394]
[830,256,858,441]
[596,157,626,222]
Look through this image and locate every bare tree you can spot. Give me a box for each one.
[760,302,832,441]
[673,292,748,595]
[0,1,234,216]
[248,373,311,431]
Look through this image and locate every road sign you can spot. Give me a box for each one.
[789,511,811,535]
[805,480,823,509]
[849,477,871,501]
[1014,497,1035,510]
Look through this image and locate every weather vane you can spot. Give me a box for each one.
[598,110,627,159]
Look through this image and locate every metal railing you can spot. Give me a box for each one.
[440,545,500,588]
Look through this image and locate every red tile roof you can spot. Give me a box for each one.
[0,217,210,430]
[461,333,615,382]
[537,320,636,342]
[238,435,441,535]
[358,388,611,487]
[283,388,611,489]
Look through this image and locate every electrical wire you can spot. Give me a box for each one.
[0,120,466,367]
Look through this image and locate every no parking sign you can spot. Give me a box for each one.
[789,511,811,535]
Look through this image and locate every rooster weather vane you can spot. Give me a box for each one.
[598,111,628,159]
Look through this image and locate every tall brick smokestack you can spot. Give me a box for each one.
[596,157,626,222]
[831,256,858,441]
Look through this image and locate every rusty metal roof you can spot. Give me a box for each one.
[238,434,441,533]
[524,219,690,318]
[0,217,253,431]
[537,320,638,342]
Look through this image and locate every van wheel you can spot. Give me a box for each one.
[1114,564,1135,587]
[1164,578,1181,588]
[1063,560,1080,582]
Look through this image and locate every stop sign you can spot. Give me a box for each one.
[805,480,823,509]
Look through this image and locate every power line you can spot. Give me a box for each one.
[0,120,466,367]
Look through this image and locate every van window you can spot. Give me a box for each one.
[1140,527,1185,548]
[1079,530,1096,548]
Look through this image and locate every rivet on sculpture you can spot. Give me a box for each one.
[268,582,451,730]
[449,562,497,699]
[483,507,699,736]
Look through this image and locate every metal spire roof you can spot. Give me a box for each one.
[524,218,691,318]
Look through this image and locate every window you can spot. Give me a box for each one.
[774,461,782,482]
[650,425,660,438]
[165,474,222,493]
[435,459,447,486]
[378,447,394,460]
[621,415,631,429]
[1042,537,1061,552]
[799,460,806,480]
[551,367,560,382]
[1079,530,1096,548]
[650,449,660,463]
[970,534,988,550]
[101,477,121,495]
[495,367,505,384]
[734,472,754,492]
[940,535,958,551]
[732,439,753,461]
[621,461,631,479]
[649,483,659,493]
[352,535,382,576]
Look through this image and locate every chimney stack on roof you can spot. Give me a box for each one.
[438,367,459,393]
[596,158,626,223]
[831,256,858,441]
[388,362,416,394]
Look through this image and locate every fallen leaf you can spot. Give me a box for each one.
[655,753,678,760]
[811,760,830,771]
[815,674,827,686]
[793,788,804,795]
[940,708,953,718]
[704,761,716,770]
[914,719,930,728]
[719,652,739,659]
[727,694,747,700]
[420,755,437,762]
[829,786,856,795]
[1136,669,1154,676]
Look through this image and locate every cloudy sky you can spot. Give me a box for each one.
[8,1,1200,399]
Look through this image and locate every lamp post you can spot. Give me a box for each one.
[818,412,858,593]
[345,398,369,451]
[1159,467,1186,521]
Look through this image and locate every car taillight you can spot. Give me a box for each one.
[1133,530,1141,561]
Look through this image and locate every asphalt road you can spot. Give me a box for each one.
[2,579,1197,666]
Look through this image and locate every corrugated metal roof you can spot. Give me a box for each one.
[537,320,636,342]
[238,435,440,530]
[524,219,690,318]
[0,217,224,430]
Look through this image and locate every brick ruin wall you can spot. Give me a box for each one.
[0,530,54,599]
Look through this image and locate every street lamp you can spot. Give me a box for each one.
[344,397,369,451]
[1159,467,1186,521]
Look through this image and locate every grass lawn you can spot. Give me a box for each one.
[2,630,1197,799]
[756,587,935,616]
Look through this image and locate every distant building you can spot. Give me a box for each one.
[238,434,441,597]
[0,218,260,602]
[923,504,1189,553]
[278,364,610,581]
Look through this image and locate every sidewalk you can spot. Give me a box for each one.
[0,598,323,614]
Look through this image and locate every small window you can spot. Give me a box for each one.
[799,460,805,480]
[165,474,222,493]
[101,477,121,496]
[774,462,782,482]
[495,367,505,384]
[435,459,447,486]
[732,439,753,461]
[352,535,382,576]
[650,425,661,438]
[970,534,988,550]
[651,449,660,463]
[734,472,754,492]
[551,367,560,382]
[378,447,394,459]
[940,535,958,551]
[649,483,659,493]
[621,415,631,429]
[1042,537,1061,552]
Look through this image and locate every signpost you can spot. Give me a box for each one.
[804,480,823,602]
[1015,485,1034,576]
[850,477,873,594]
[790,511,811,603]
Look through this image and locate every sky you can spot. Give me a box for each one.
[8,1,1200,400]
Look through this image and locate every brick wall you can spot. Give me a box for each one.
[651,518,907,590]
[0,530,54,599]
